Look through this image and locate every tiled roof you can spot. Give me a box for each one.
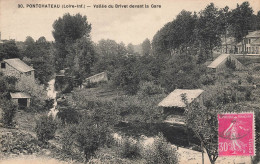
[158,89,204,107]
[10,92,31,99]
[207,54,230,69]
[4,58,34,73]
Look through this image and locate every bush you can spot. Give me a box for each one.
[61,117,113,162]
[246,75,254,84]
[0,130,40,155]
[1,99,17,128]
[57,107,80,124]
[225,58,236,70]
[35,115,57,143]
[119,137,141,159]
[253,66,260,71]
[142,133,178,164]
[201,74,215,85]
[138,81,164,96]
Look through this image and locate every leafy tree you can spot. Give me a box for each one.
[0,40,20,60]
[62,115,113,162]
[143,133,178,164]
[0,99,17,128]
[195,3,222,61]
[94,39,126,73]
[24,36,35,47]
[66,37,96,79]
[182,95,218,164]
[127,43,135,54]
[112,55,141,95]
[52,13,92,71]
[141,38,151,56]
[219,6,231,53]
[229,2,253,43]
[35,115,57,143]
[152,10,197,56]
[22,36,55,85]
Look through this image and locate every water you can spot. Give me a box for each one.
[47,79,58,118]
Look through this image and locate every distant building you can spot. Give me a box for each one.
[158,89,204,125]
[83,72,108,86]
[10,92,31,108]
[207,54,245,72]
[237,30,260,54]
[221,37,237,54]
[0,58,35,81]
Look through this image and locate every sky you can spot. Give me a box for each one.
[0,0,260,45]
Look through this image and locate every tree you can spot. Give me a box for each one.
[24,36,35,47]
[182,96,219,164]
[141,38,151,56]
[61,114,113,162]
[195,3,222,61]
[152,10,197,56]
[0,40,20,60]
[219,6,231,53]
[229,2,253,43]
[22,36,55,85]
[94,39,126,73]
[52,13,91,44]
[112,55,141,95]
[0,99,17,128]
[127,43,135,54]
[52,13,92,71]
[35,115,57,143]
[66,37,96,79]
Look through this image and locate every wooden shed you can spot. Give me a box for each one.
[158,89,204,124]
[207,54,245,72]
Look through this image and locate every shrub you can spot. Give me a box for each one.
[253,65,260,71]
[201,74,215,85]
[225,58,236,70]
[119,137,141,159]
[62,117,113,162]
[57,107,80,124]
[142,133,178,164]
[138,81,164,96]
[246,75,254,84]
[35,115,57,143]
[0,99,17,128]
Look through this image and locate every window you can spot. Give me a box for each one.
[25,71,31,76]
[1,63,6,69]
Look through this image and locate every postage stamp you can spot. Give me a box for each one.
[218,113,255,156]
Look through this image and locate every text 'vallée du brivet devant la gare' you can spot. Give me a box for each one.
[18,3,161,9]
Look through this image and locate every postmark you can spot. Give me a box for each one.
[218,113,255,156]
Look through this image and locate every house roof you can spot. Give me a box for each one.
[10,92,31,99]
[251,38,260,45]
[4,58,34,73]
[158,89,204,108]
[85,72,107,80]
[246,30,260,38]
[207,54,230,69]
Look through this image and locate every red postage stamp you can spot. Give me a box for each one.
[218,113,255,156]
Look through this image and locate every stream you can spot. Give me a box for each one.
[47,79,58,118]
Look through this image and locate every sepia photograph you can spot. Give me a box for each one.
[0,0,260,163]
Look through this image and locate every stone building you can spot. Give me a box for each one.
[0,58,35,82]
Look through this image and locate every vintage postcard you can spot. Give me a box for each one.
[0,0,260,163]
